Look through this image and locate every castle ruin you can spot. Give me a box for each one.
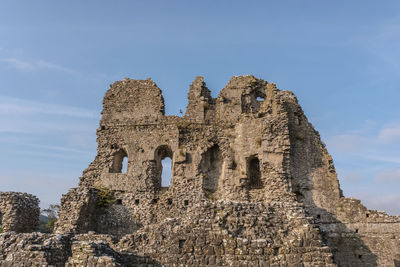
[0,75,399,266]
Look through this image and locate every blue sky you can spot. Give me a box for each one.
[0,1,399,214]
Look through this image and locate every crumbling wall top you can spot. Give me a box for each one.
[101,78,165,124]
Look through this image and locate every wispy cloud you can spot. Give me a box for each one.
[378,124,400,144]
[20,142,92,155]
[327,121,400,215]
[0,95,98,162]
[327,122,400,153]
[0,96,97,119]
[0,57,77,74]
[327,134,366,152]
[340,171,365,182]
[375,169,400,182]
[355,192,400,215]
[363,154,400,164]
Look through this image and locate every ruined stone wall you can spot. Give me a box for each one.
[56,76,299,234]
[49,75,400,266]
[0,232,160,267]
[0,192,39,233]
[320,198,400,266]
[285,98,400,266]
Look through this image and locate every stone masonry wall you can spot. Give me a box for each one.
[0,192,39,233]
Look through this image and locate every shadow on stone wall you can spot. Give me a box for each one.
[286,101,379,266]
[307,205,378,266]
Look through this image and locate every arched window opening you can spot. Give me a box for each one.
[154,145,173,189]
[122,157,128,173]
[201,144,223,194]
[247,156,262,189]
[161,157,172,187]
[109,149,128,173]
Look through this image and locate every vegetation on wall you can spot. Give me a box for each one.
[96,187,116,208]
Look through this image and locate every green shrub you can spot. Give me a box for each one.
[38,218,57,233]
[97,188,116,208]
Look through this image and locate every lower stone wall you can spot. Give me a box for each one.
[318,198,400,267]
[0,232,71,266]
[1,200,337,266]
[2,198,399,266]
[55,188,99,234]
[0,232,161,267]
[0,192,40,233]
[117,200,336,266]
[55,187,400,266]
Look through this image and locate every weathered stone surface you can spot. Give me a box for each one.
[1,76,399,266]
[0,192,39,233]
[0,232,70,266]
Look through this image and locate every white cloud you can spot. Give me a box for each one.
[378,124,400,144]
[327,122,400,157]
[375,169,400,182]
[358,193,400,216]
[0,58,36,71]
[0,57,77,74]
[326,134,365,152]
[0,96,97,119]
[21,143,92,155]
[340,172,365,182]
[363,154,400,164]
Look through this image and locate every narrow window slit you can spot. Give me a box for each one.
[161,157,172,187]
[247,155,262,189]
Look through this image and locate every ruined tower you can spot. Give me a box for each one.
[1,75,398,266]
[52,75,400,266]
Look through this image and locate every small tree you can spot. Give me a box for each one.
[42,204,60,219]
[38,204,60,233]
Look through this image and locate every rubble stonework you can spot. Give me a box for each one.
[0,75,399,266]
[0,192,39,233]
